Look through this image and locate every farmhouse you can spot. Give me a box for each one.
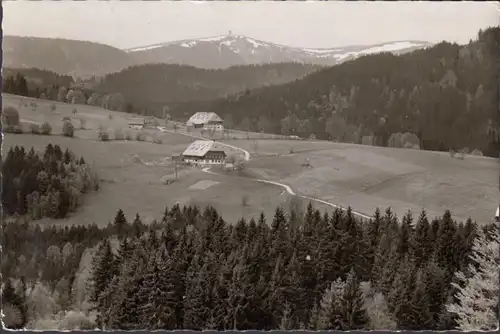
[181,140,227,165]
[186,112,224,131]
[143,116,160,128]
[128,118,144,130]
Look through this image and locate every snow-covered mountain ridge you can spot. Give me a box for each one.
[126,34,433,69]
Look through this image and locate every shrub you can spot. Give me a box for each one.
[2,105,20,126]
[152,135,163,144]
[135,131,147,142]
[471,149,483,156]
[362,135,374,146]
[241,194,250,207]
[403,142,414,149]
[401,132,420,147]
[98,130,110,141]
[114,128,125,141]
[62,121,74,137]
[30,123,41,134]
[2,303,22,329]
[4,124,23,134]
[41,122,52,135]
[461,147,470,155]
[388,133,403,148]
[79,118,86,130]
[58,310,96,330]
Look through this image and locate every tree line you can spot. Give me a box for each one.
[2,144,100,220]
[3,194,497,330]
[3,69,129,113]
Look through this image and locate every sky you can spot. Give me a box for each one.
[3,1,499,50]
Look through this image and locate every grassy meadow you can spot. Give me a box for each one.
[3,94,297,225]
[4,93,497,226]
[223,139,498,224]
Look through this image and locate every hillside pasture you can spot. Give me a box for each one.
[225,139,498,224]
[3,133,296,227]
[5,94,496,225]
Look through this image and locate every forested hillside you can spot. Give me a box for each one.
[3,68,75,91]
[94,62,321,108]
[169,27,499,156]
[2,203,498,330]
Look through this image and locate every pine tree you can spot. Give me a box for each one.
[115,237,133,269]
[411,210,431,267]
[183,257,210,330]
[397,210,414,257]
[283,251,306,326]
[132,213,143,238]
[424,256,448,327]
[388,254,417,329]
[279,301,293,330]
[307,300,320,330]
[365,208,382,274]
[337,269,369,330]
[317,277,346,330]
[446,228,499,330]
[107,244,147,330]
[436,210,458,274]
[89,239,117,307]
[140,247,178,329]
[113,209,128,237]
[408,268,434,329]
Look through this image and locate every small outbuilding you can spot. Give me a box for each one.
[181,140,227,165]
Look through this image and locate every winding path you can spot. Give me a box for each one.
[158,126,371,220]
[202,167,372,220]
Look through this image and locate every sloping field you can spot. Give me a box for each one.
[224,139,498,224]
[6,94,497,225]
[3,133,295,226]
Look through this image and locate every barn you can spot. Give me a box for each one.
[181,140,227,165]
[128,118,144,130]
[186,112,224,131]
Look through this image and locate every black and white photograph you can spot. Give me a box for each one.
[1,0,499,331]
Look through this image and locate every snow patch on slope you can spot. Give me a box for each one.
[360,41,422,54]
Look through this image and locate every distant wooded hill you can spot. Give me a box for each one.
[94,62,322,108]
[3,36,133,78]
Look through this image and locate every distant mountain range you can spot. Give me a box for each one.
[3,34,433,78]
[126,34,434,69]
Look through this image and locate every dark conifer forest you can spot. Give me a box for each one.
[2,145,100,219]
